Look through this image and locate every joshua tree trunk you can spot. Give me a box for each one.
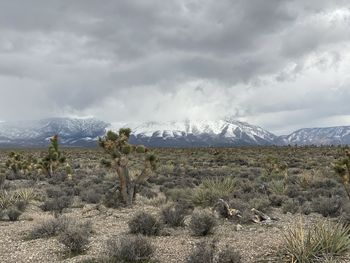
[115,158,152,206]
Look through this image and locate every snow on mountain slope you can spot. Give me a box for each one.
[1,117,350,147]
[0,118,109,147]
[280,126,350,145]
[110,118,277,147]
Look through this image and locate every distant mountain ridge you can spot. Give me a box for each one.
[0,117,349,147]
[111,118,277,147]
[0,118,109,147]
[278,126,350,146]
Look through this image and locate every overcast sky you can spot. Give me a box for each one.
[0,0,350,134]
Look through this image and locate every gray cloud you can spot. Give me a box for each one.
[0,0,350,134]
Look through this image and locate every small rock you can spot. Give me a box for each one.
[236,224,243,231]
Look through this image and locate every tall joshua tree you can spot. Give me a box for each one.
[98,128,157,206]
[40,135,71,177]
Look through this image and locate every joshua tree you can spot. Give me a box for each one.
[5,152,38,178]
[98,128,157,206]
[39,135,71,177]
[333,149,350,199]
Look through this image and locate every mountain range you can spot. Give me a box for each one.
[0,117,349,147]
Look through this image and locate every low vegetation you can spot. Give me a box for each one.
[1,133,350,262]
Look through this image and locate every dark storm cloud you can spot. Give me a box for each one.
[0,0,350,133]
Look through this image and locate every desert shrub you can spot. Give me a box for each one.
[228,199,250,212]
[189,209,216,236]
[285,184,301,198]
[249,197,271,213]
[187,240,216,263]
[46,186,64,198]
[269,194,286,207]
[0,208,5,220]
[103,187,122,208]
[128,211,162,236]
[28,216,71,239]
[217,245,242,263]
[161,203,187,227]
[139,187,158,199]
[193,177,235,206]
[58,222,91,254]
[281,220,350,262]
[7,207,22,221]
[301,202,312,215]
[106,235,154,262]
[81,189,102,204]
[187,240,242,263]
[237,209,254,224]
[310,178,338,190]
[282,199,299,214]
[0,172,5,188]
[41,196,72,214]
[340,203,350,226]
[311,196,342,217]
[165,188,194,207]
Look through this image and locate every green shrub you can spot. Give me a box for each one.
[128,211,162,236]
[161,203,187,227]
[7,207,22,221]
[281,220,350,262]
[189,209,216,236]
[106,235,154,262]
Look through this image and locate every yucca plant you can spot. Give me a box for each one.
[14,188,36,203]
[281,219,350,262]
[0,190,17,209]
[192,177,235,206]
[0,188,36,210]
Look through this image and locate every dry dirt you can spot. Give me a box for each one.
[0,199,345,263]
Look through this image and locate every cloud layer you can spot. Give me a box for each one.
[0,0,350,134]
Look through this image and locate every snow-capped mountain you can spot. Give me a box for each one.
[0,118,109,147]
[1,117,350,147]
[0,117,276,147]
[111,118,277,147]
[279,126,350,145]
